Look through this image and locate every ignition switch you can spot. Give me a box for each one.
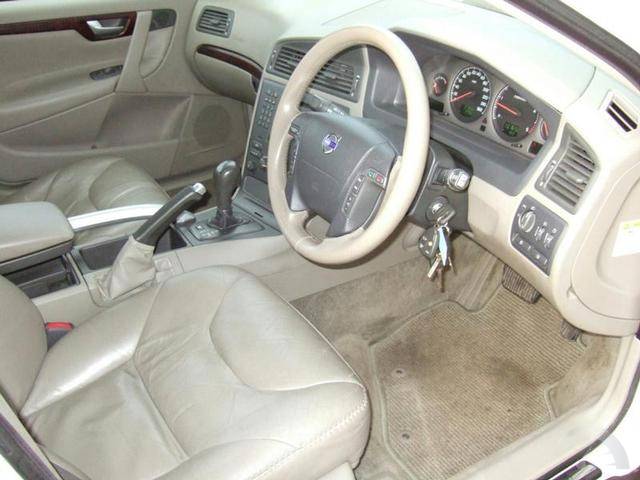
[436,167,471,192]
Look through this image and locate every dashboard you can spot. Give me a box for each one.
[185,0,640,338]
[423,57,550,158]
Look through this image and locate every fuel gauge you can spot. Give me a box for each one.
[432,73,448,97]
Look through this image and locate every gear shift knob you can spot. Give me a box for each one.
[213,160,240,214]
[209,160,241,230]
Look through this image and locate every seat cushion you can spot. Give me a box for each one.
[21,267,370,480]
[2,157,169,245]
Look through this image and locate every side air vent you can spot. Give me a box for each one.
[605,97,638,132]
[197,7,234,37]
[537,132,596,212]
[269,43,361,100]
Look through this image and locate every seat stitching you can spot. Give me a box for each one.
[130,359,190,461]
[130,278,190,459]
[154,438,298,478]
[133,280,172,349]
[22,286,163,417]
[261,281,366,388]
[43,169,61,202]
[92,159,167,209]
[207,272,363,392]
[204,272,370,478]
[250,385,369,480]
[206,272,255,386]
[128,272,235,461]
[87,158,120,210]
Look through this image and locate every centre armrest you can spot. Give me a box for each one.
[0,202,74,273]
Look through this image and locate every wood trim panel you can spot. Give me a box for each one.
[196,44,263,82]
[0,12,137,41]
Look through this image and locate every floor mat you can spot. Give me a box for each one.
[294,235,504,480]
[371,288,584,480]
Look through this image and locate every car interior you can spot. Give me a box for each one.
[0,1,639,480]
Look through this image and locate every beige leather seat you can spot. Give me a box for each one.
[0,267,370,480]
[1,157,169,245]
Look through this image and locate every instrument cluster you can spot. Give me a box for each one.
[423,56,550,158]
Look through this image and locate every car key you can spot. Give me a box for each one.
[427,253,442,279]
[419,226,440,261]
[437,225,450,267]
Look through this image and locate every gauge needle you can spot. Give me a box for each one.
[496,101,521,117]
[451,91,474,103]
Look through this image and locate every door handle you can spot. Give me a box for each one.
[86,20,126,39]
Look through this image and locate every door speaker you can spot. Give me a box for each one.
[193,105,231,147]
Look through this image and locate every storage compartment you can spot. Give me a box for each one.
[74,228,187,272]
[5,256,79,299]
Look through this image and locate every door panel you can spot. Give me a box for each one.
[0,1,248,191]
[0,30,130,133]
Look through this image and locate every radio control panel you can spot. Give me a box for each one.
[244,79,284,184]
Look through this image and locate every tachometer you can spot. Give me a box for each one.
[492,86,539,142]
[450,67,491,122]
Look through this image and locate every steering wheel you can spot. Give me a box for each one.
[268,26,430,265]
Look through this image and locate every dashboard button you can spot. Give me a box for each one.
[518,210,536,233]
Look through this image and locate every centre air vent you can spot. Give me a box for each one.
[197,7,234,37]
[537,131,596,212]
[268,43,360,101]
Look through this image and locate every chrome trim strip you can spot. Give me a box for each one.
[68,204,163,232]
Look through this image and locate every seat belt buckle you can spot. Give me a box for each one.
[45,322,74,349]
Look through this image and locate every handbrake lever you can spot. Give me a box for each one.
[134,183,206,246]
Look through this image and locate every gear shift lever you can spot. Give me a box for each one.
[209,160,241,230]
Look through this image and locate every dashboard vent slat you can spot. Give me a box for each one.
[197,7,234,37]
[269,44,359,99]
[607,100,638,132]
[537,133,596,213]
[605,95,638,133]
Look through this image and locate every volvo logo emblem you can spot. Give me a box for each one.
[322,134,341,154]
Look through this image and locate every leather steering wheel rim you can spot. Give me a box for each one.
[268,26,430,265]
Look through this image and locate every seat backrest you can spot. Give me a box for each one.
[0,276,47,411]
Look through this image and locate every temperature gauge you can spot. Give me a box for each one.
[540,119,550,141]
[432,73,448,97]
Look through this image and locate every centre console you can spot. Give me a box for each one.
[241,79,285,207]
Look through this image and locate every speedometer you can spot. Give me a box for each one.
[492,86,539,142]
[450,67,491,122]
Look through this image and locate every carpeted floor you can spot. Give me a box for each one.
[293,235,585,480]
[372,288,584,480]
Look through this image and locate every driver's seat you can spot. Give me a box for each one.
[0,267,370,480]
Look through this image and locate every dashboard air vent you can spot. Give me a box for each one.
[270,44,359,99]
[605,97,638,132]
[197,7,234,37]
[537,133,596,212]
